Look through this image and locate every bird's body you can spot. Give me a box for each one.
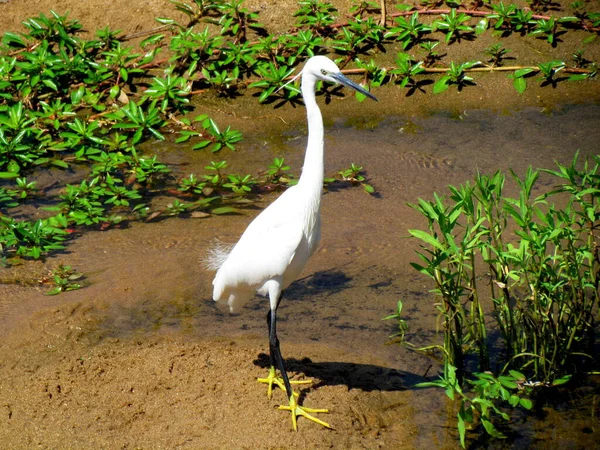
[212,180,322,312]
[209,55,377,430]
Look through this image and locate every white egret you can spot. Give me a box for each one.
[209,55,377,430]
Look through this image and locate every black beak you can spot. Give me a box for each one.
[331,72,378,102]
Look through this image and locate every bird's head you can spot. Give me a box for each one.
[282,55,378,102]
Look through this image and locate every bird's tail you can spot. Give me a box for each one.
[202,239,234,271]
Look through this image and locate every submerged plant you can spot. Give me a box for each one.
[417,365,535,447]
[338,163,375,194]
[42,264,84,295]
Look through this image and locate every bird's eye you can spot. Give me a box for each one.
[320,69,328,76]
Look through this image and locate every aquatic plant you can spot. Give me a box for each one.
[391,153,599,446]
[42,264,84,295]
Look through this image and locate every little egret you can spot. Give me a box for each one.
[209,55,377,430]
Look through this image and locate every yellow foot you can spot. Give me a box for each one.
[279,394,332,431]
[257,366,312,399]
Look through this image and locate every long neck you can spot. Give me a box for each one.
[298,75,324,193]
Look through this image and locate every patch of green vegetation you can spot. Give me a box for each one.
[0,0,597,274]
[389,153,599,447]
[1,4,386,264]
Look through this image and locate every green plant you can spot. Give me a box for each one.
[168,27,222,76]
[407,154,599,383]
[178,173,205,193]
[143,74,191,112]
[484,44,511,66]
[0,216,67,259]
[418,41,442,67]
[338,163,374,194]
[249,62,299,103]
[165,198,189,216]
[214,0,265,43]
[383,300,408,343]
[488,2,517,30]
[434,9,474,44]
[264,157,292,185]
[385,12,431,49]
[417,365,534,447]
[293,0,337,34]
[285,30,324,58]
[537,60,566,87]
[106,100,166,144]
[433,60,480,93]
[530,18,560,45]
[223,173,255,194]
[390,52,425,92]
[43,264,83,295]
[205,118,243,152]
[352,59,385,101]
[346,16,386,51]
[392,154,599,447]
[201,64,241,97]
[204,160,228,187]
[101,42,146,85]
[510,67,536,94]
[14,177,38,199]
[510,8,536,33]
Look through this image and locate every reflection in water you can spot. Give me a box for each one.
[1,105,599,448]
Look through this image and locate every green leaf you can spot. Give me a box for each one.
[414,380,446,389]
[514,68,535,78]
[498,376,518,389]
[109,85,120,99]
[475,18,488,35]
[51,159,69,169]
[508,370,525,380]
[433,76,450,94]
[481,417,506,438]
[457,409,467,448]
[519,397,533,409]
[513,76,527,94]
[557,16,580,23]
[0,172,19,179]
[355,90,366,102]
[551,375,571,386]
[7,160,20,173]
[192,140,212,150]
[45,287,63,296]
[210,206,240,215]
[42,79,58,91]
[408,229,445,251]
[568,74,588,82]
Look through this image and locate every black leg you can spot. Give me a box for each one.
[268,307,293,398]
[263,297,331,430]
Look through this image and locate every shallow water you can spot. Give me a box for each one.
[1,103,599,447]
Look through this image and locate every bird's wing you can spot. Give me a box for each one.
[214,209,304,291]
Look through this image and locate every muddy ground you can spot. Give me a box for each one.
[0,1,599,449]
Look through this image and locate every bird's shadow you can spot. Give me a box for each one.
[253,353,419,393]
[286,269,352,300]
[245,269,353,313]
